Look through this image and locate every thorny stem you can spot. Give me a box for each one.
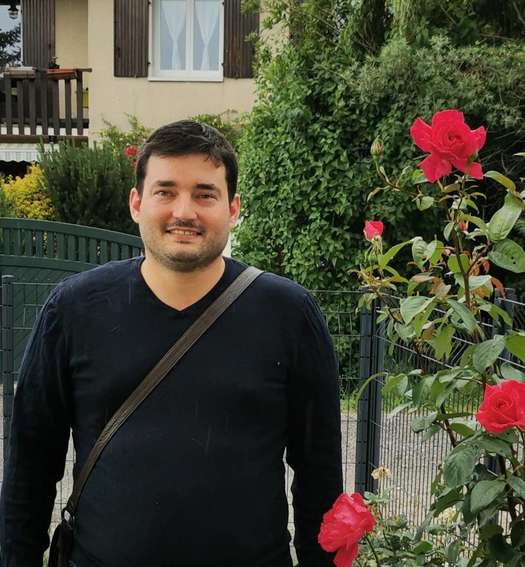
[364,534,383,566]
[499,454,518,522]
[449,176,484,320]
[441,415,458,448]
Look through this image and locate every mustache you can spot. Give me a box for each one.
[165,220,204,232]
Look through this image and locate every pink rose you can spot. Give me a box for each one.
[318,493,375,567]
[410,109,486,182]
[363,220,383,241]
[476,380,525,434]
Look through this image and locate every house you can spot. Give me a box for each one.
[0,0,259,168]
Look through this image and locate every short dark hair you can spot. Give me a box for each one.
[135,120,238,201]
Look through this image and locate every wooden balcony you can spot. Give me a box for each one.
[0,67,91,143]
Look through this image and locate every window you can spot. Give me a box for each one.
[151,0,223,81]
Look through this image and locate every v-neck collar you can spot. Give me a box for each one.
[134,256,236,317]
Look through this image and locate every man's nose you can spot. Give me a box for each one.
[171,195,197,220]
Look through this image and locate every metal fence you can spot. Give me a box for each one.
[2,273,524,552]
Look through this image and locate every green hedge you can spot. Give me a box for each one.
[234,35,525,291]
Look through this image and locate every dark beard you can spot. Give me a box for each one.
[146,236,228,273]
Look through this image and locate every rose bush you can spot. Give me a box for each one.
[476,379,525,434]
[352,109,525,565]
[318,492,375,567]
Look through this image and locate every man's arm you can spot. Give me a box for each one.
[286,293,343,567]
[0,287,71,567]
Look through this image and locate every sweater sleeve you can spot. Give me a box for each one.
[286,293,343,567]
[0,286,72,567]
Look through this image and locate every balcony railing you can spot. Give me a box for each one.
[0,67,91,143]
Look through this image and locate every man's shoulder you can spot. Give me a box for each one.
[54,257,140,299]
[232,260,310,309]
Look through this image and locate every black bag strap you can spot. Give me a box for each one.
[62,266,262,522]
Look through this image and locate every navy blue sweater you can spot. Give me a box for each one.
[0,257,342,567]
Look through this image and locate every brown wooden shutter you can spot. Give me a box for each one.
[224,0,259,79]
[21,0,55,68]
[114,0,149,77]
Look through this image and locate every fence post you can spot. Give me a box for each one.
[355,299,384,494]
[1,275,15,478]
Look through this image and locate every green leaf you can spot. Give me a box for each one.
[400,296,434,324]
[447,299,479,335]
[432,487,463,515]
[444,221,454,241]
[508,476,525,499]
[467,275,493,290]
[413,540,433,555]
[463,214,488,235]
[506,331,525,363]
[450,419,476,438]
[489,239,525,273]
[500,363,525,382]
[511,520,525,547]
[470,480,506,513]
[412,375,435,406]
[443,444,482,488]
[416,195,434,211]
[479,303,512,326]
[428,325,455,360]
[445,541,461,564]
[422,424,441,441]
[448,254,470,274]
[487,533,514,563]
[425,239,444,266]
[484,170,517,193]
[382,373,409,397]
[412,237,428,269]
[411,412,438,433]
[477,436,512,457]
[472,335,506,372]
[487,194,524,242]
[378,239,412,270]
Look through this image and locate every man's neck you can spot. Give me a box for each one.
[140,256,226,311]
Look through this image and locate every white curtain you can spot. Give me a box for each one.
[161,0,186,70]
[195,0,219,70]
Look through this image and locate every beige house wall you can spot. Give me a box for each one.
[55,0,89,69]
[87,0,256,138]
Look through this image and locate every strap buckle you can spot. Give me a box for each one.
[61,507,75,529]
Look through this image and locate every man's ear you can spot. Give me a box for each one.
[129,188,141,224]
[229,194,240,228]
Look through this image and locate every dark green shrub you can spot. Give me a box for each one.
[39,142,137,234]
[234,36,525,291]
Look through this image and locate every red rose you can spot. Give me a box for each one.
[410,109,486,182]
[318,492,375,567]
[476,380,525,434]
[458,220,468,233]
[124,144,138,158]
[363,220,383,241]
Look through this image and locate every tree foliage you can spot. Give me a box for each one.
[234,0,525,291]
[0,24,20,68]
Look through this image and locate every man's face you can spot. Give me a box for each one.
[129,153,240,273]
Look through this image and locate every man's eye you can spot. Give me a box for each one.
[155,191,169,197]
[199,193,216,200]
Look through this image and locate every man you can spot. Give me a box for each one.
[0,121,343,566]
